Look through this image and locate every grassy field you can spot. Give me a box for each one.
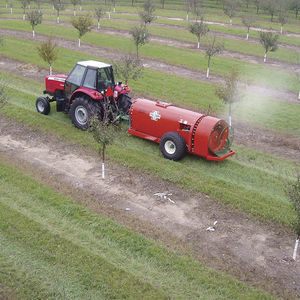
[0,160,275,299]
[0,70,298,228]
[0,20,298,95]
[1,36,299,137]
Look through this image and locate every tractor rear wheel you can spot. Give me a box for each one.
[118,94,132,115]
[36,97,50,115]
[70,97,101,130]
[160,132,186,161]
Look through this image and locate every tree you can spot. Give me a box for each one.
[262,0,277,22]
[223,0,240,25]
[70,0,79,16]
[79,0,83,10]
[33,0,41,12]
[94,6,105,29]
[242,15,256,39]
[253,0,261,14]
[9,1,13,14]
[290,0,300,19]
[161,0,165,9]
[113,55,144,85]
[71,15,93,47]
[185,0,193,20]
[19,0,29,20]
[205,35,223,78]
[53,0,64,24]
[26,10,42,37]
[189,18,209,48]
[259,31,279,62]
[139,0,156,26]
[37,37,57,75]
[111,0,116,12]
[215,69,243,126]
[278,11,288,34]
[89,104,118,180]
[287,176,300,260]
[130,25,149,58]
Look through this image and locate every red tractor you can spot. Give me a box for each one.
[36,60,132,130]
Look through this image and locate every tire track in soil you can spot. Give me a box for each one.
[0,116,299,299]
[0,26,298,105]
[0,54,299,161]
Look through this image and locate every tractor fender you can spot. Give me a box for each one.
[69,87,103,104]
[114,83,131,95]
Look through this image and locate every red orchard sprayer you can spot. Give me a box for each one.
[128,98,235,161]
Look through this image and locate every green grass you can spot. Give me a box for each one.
[0,70,298,229]
[0,160,274,299]
[1,35,299,136]
[0,20,298,94]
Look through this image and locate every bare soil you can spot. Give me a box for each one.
[0,27,298,105]
[0,115,299,299]
[1,54,299,161]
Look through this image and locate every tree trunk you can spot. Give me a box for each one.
[113,6,116,12]
[50,64,52,75]
[228,104,232,126]
[23,14,25,20]
[280,25,283,34]
[6,3,7,8]
[230,18,232,25]
[293,237,299,261]
[10,8,12,14]
[57,16,59,24]
[186,13,189,21]
[298,90,300,100]
[32,29,35,38]
[78,38,80,47]
[74,9,76,16]
[102,144,106,179]
[97,21,100,29]
[80,5,82,10]
[108,12,111,19]
[136,45,139,58]
[206,58,210,78]
[53,5,54,10]
[264,52,267,63]
[246,32,249,40]
[197,41,200,48]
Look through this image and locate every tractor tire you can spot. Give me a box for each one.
[118,94,132,115]
[36,97,50,115]
[70,97,101,130]
[160,132,187,161]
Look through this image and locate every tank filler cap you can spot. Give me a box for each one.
[155,101,172,108]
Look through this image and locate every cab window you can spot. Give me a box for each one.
[98,68,113,90]
[83,68,97,90]
[67,64,86,86]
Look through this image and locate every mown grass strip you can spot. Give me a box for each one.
[0,161,275,299]
[0,19,298,92]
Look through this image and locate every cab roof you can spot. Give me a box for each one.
[77,60,111,69]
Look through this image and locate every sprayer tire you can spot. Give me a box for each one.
[160,132,186,161]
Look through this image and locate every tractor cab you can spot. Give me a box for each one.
[64,61,115,100]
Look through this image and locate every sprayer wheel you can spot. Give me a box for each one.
[160,132,187,161]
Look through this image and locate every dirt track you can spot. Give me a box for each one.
[0,116,299,299]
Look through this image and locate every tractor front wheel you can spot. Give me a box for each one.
[160,132,186,161]
[36,97,51,115]
[70,97,100,130]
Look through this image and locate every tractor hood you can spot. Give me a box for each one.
[45,74,68,93]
